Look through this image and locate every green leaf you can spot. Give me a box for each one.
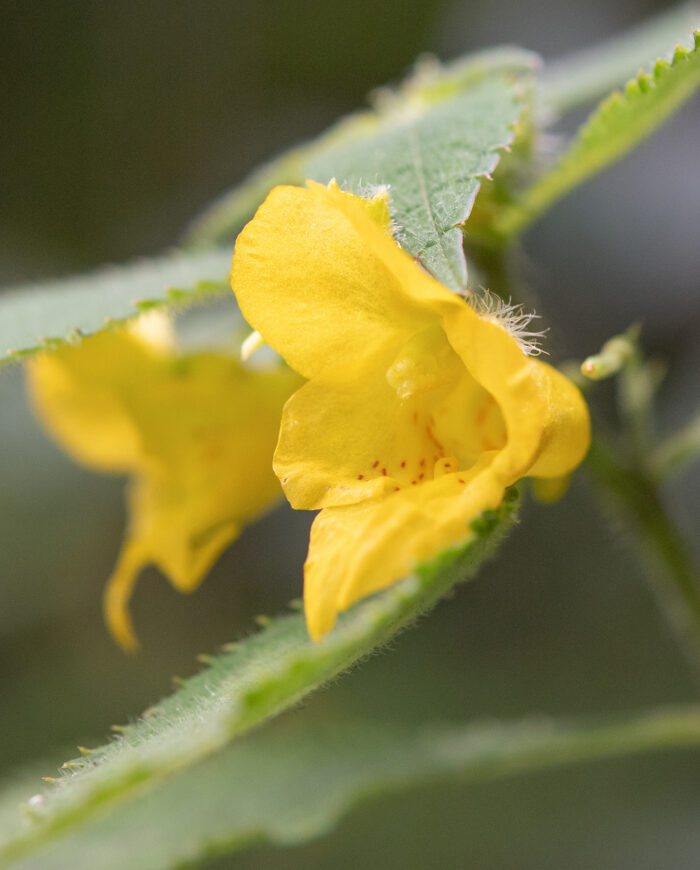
[0,250,232,368]
[540,4,700,114]
[4,707,700,870]
[307,76,523,290]
[185,48,536,281]
[496,31,700,240]
[0,497,518,867]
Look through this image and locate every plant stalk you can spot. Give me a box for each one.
[587,435,700,684]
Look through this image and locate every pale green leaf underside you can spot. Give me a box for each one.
[306,76,522,290]
[4,707,700,870]
[0,500,517,867]
[497,31,700,239]
[184,48,536,256]
[0,60,525,362]
[184,10,700,265]
[540,4,700,113]
[0,249,232,368]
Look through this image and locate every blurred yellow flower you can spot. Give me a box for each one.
[232,181,590,640]
[27,313,299,651]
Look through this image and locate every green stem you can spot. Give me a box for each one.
[469,248,700,685]
[587,436,700,682]
[652,409,700,479]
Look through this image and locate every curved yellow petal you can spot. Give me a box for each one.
[103,539,149,653]
[231,183,450,380]
[525,359,591,479]
[275,328,508,511]
[304,455,502,640]
[274,341,414,510]
[26,330,153,473]
[29,323,300,650]
[301,302,589,639]
[439,307,590,487]
[306,181,459,312]
[532,474,572,504]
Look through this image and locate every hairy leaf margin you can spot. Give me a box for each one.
[0,249,232,369]
[0,495,519,866]
[495,31,700,239]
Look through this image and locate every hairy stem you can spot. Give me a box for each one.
[652,409,700,480]
[469,245,700,684]
[587,435,700,683]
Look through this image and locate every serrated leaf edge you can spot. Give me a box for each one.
[1,269,230,369]
[494,31,700,239]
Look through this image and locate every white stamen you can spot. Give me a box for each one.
[241,330,265,362]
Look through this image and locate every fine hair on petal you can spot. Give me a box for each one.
[467,287,548,357]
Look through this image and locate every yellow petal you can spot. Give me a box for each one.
[274,329,507,511]
[439,307,590,486]
[306,180,458,311]
[532,474,572,504]
[274,342,409,510]
[104,478,242,653]
[300,304,589,639]
[231,182,453,380]
[103,539,150,653]
[304,456,502,640]
[525,360,591,479]
[27,330,152,473]
[28,324,300,650]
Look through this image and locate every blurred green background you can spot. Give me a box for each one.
[1,1,699,867]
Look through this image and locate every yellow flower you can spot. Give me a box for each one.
[27,313,299,651]
[232,181,590,641]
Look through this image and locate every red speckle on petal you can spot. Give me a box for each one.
[458,478,465,484]
[372,460,379,468]
[381,467,387,476]
[400,460,406,468]
[357,474,364,480]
